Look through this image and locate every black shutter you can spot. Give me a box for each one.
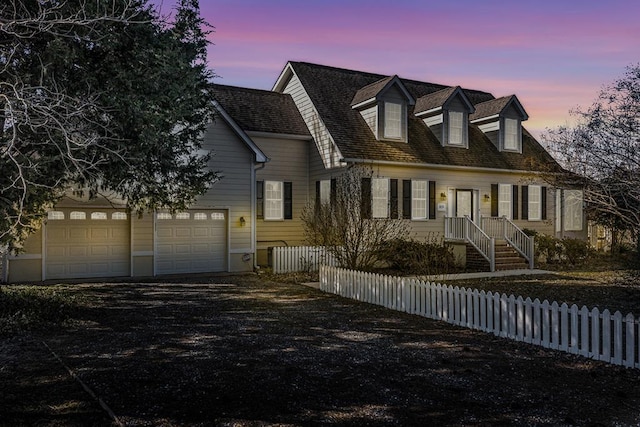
[257,181,264,219]
[361,178,372,219]
[284,182,292,220]
[491,184,498,217]
[541,186,548,220]
[402,180,411,219]
[330,178,337,206]
[429,181,437,219]
[512,185,519,220]
[315,181,320,213]
[390,179,398,218]
[521,185,529,220]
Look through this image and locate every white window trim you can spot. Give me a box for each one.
[411,180,428,220]
[372,178,389,219]
[528,185,542,221]
[498,184,512,219]
[383,102,402,140]
[264,180,284,221]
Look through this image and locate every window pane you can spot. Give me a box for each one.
[564,190,583,231]
[498,184,511,218]
[157,212,172,220]
[319,180,331,205]
[175,212,190,220]
[372,178,389,218]
[47,211,65,220]
[112,212,127,220]
[528,185,541,221]
[70,211,86,220]
[211,212,225,220]
[265,181,283,220]
[411,180,428,219]
[384,102,402,139]
[91,212,107,220]
[194,213,207,220]
[449,111,463,145]
[504,118,519,150]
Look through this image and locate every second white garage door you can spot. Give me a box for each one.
[155,210,227,275]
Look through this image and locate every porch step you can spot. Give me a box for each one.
[466,240,530,272]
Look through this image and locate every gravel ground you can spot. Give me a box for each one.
[1,273,640,426]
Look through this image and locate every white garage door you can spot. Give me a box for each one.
[45,209,130,280]
[155,210,227,275]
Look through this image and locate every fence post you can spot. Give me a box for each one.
[580,306,590,358]
[570,304,579,354]
[590,307,601,360]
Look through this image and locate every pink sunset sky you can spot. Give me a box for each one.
[153,0,639,140]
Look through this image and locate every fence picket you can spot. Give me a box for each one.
[318,266,639,370]
[613,311,623,365]
[625,313,635,368]
[591,307,601,360]
[570,304,579,355]
[580,306,590,358]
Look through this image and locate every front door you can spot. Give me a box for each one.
[456,190,473,220]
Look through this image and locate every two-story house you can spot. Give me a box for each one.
[2,61,585,282]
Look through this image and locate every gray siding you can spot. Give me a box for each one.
[204,119,255,271]
[360,105,377,137]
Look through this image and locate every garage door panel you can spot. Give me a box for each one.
[45,210,130,280]
[156,210,227,275]
[69,246,88,257]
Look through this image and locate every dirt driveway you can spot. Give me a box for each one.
[2,274,640,426]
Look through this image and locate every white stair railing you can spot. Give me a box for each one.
[445,216,495,272]
[481,216,534,269]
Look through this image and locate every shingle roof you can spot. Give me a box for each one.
[350,76,395,107]
[414,86,458,115]
[285,62,560,172]
[211,84,310,136]
[470,95,528,122]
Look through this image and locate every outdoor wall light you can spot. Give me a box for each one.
[239,216,246,226]
[440,192,447,200]
[484,194,491,201]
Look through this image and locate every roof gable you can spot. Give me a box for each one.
[414,86,475,117]
[350,75,415,109]
[470,95,529,123]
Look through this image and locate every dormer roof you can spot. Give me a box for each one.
[470,95,529,123]
[350,75,415,109]
[414,86,475,117]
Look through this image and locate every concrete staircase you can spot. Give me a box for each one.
[466,239,529,272]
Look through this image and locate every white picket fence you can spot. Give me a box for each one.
[320,265,640,369]
[272,246,336,274]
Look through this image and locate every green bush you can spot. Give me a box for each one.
[561,238,591,265]
[375,236,456,275]
[534,234,563,264]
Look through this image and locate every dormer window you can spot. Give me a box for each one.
[384,102,402,139]
[470,95,528,153]
[414,86,475,149]
[351,75,415,143]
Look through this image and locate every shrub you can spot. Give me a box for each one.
[375,236,456,276]
[534,234,563,264]
[561,238,591,265]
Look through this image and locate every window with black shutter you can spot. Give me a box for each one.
[257,180,264,219]
[284,182,292,220]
